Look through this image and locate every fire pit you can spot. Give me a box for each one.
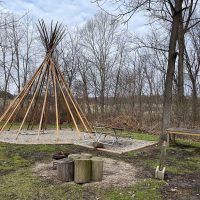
[52,151,69,169]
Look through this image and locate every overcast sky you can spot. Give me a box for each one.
[2,0,148,33]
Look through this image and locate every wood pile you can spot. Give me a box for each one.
[56,153,103,183]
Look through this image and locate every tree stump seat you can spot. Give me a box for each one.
[57,158,74,182]
[74,158,91,183]
[91,157,103,181]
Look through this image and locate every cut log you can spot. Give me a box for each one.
[57,158,74,182]
[81,153,92,159]
[74,159,91,183]
[91,157,103,181]
[68,154,81,160]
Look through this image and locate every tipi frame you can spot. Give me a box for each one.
[0,20,93,140]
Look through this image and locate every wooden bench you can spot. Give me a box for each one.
[166,128,200,143]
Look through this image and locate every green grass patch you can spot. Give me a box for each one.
[175,139,200,148]
[132,179,165,200]
[144,158,159,169]
[0,169,83,200]
[96,179,165,200]
[143,140,200,175]
[0,169,165,200]
[0,142,70,174]
[166,155,200,174]
[121,131,158,141]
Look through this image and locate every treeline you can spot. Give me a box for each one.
[0,10,200,132]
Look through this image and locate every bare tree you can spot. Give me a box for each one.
[60,27,80,88]
[21,15,35,87]
[0,16,15,110]
[80,12,119,114]
[93,0,200,141]
[185,23,200,125]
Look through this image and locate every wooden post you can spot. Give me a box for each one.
[91,157,103,181]
[74,159,91,183]
[171,133,176,144]
[159,141,167,171]
[57,158,74,182]
[155,141,167,180]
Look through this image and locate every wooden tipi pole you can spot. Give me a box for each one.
[51,60,60,140]
[16,64,48,138]
[38,64,51,139]
[0,63,45,133]
[58,69,93,132]
[10,63,46,131]
[0,55,50,124]
[53,64,81,137]
[27,72,47,130]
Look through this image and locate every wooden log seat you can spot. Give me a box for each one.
[57,158,74,182]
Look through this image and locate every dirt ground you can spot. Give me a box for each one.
[33,157,137,188]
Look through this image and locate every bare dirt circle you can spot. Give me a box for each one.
[33,157,137,188]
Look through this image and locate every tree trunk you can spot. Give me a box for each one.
[100,85,105,114]
[83,80,91,116]
[191,78,197,126]
[177,15,185,127]
[3,83,8,111]
[161,0,183,142]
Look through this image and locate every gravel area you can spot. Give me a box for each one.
[102,138,156,153]
[0,129,157,153]
[0,129,82,144]
[33,157,137,187]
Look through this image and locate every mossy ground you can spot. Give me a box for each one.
[0,131,199,200]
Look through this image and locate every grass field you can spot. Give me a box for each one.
[0,130,199,200]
